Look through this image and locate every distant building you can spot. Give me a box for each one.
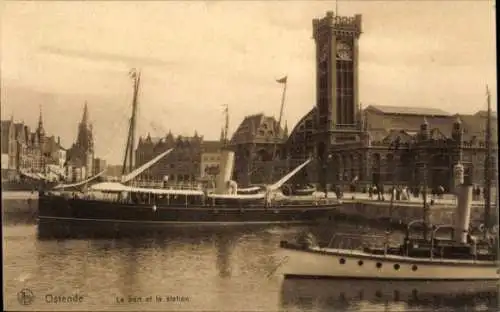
[1,117,17,174]
[1,110,65,180]
[229,113,288,186]
[105,164,123,181]
[93,157,107,176]
[66,103,95,181]
[285,105,498,192]
[135,131,225,183]
[200,140,223,180]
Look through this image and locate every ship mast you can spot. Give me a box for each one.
[277,77,288,134]
[484,85,492,235]
[122,69,141,175]
[223,104,229,147]
[270,76,288,182]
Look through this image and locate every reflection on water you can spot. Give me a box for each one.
[215,234,233,278]
[281,279,499,312]
[3,221,499,311]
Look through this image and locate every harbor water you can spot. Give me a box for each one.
[3,216,499,311]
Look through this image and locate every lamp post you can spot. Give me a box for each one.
[422,149,429,241]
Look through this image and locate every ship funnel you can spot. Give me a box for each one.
[215,149,235,194]
[453,184,473,244]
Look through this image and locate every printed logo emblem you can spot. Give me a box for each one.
[17,288,35,305]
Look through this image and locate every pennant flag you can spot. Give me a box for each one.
[276,76,288,84]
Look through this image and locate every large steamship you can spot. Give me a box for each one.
[38,70,340,229]
[38,155,339,227]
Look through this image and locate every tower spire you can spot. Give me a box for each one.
[82,101,89,125]
[38,104,43,129]
[37,104,45,138]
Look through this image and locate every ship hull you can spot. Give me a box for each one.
[278,246,499,281]
[2,181,58,192]
[38,195,337,226]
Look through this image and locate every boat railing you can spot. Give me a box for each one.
[71,191,337,209]
[326,232,398,254]
[130,180,202,190]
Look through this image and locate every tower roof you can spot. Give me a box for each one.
[81,102,89,125]
[37,104,45,135]
[38,105,43,126]
[366,105,450,117]
[230,113,286,144]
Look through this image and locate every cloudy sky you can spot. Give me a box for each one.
[1,1,496,164]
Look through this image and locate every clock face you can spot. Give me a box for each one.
[336,41,352,61]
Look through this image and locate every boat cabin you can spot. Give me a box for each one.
[364,221,499,261]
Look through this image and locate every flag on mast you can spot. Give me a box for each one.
[276,76,288,84]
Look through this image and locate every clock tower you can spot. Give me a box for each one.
[313,11,362,193]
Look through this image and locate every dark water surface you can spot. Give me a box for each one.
[3,219,499,311]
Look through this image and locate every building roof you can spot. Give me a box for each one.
[137,132,204,150]
[230,113,286,145]
[285,104,497,148]
[475,110,498,118]
[147,137,165,145]
[2,119,66,155]
[42,136,65,154]
[364,108,497,143]
[366,105,451,117]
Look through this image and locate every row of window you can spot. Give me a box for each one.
[203,156,221,162]
[139,174,196,182]
[338,258,418,271]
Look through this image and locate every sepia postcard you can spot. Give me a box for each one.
[1,1,498,311]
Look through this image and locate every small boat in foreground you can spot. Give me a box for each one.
[278,184,499,281]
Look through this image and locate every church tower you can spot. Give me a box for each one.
[76,102,94,178]
[312,11,362,192]
[36,105,46,142]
